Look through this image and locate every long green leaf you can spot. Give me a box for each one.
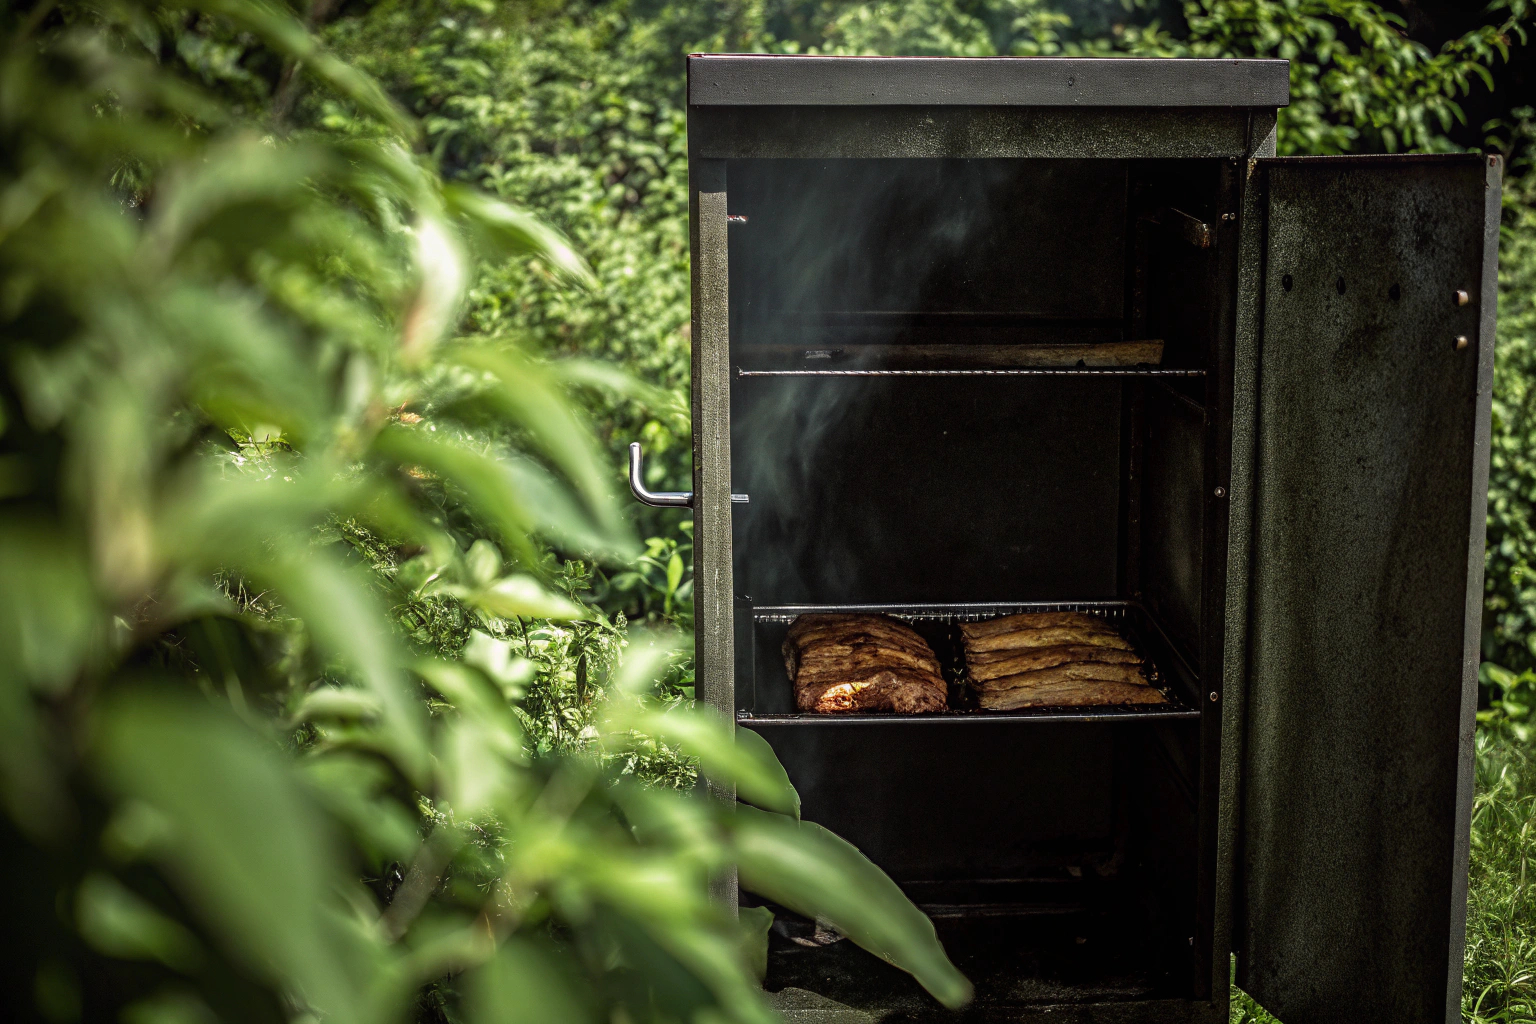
[444,184,594,288]
[94,690,385,1024]
[734,805,972,1009]
[450,347,630,547]
[617,710,800,820]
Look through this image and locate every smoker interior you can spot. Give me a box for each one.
[726,157,1230,1014]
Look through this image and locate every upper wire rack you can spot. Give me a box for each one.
[735,367,1206,378]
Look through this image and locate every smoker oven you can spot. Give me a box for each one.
[638,56,1500,1024]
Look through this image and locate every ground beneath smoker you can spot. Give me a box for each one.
[764,910,1192,1020]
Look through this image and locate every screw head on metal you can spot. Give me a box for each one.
[1209,691,1220,702]
[1455,289,1471,306]
[1455,335,1470,352]
[1213,486,1226,498]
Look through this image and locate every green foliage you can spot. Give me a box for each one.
[0,4,971,1024]
[315,1,702,629]
[1481,660,1536,743]
[1112,0,1529,155]
[8,0,1536,1021]
[305,1,1535,1016]
[303,0,1536,636]
[1487,109,1536,672]
[1465,730,1536,1024]
[1230,990,1284,1024]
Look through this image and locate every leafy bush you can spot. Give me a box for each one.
[1465,731,1536,1023]
[302,0,1533,634]
[0,3,971,1022]
[1486,108,1536,673]
[7,0,1536,1022]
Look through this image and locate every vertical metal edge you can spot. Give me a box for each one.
[690,151,738,910]
[1444,154,1501,1023]
[1212,109,1276,1006]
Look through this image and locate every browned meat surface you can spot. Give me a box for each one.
[967,644,1142,682]
[788,616,937,660]
[960,612,1164,710]
[978,679,1166,711]
[784,613,947,714]
[963,625,1135,655]
[978,661,1148,692]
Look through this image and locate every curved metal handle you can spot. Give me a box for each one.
[627,443,748,508]
[629,443,692,507]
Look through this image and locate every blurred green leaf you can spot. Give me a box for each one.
[0,525,96,839]
[94,690,385,1024]
[466,936,596,1024]
[174,0,417,140]
[433,575,591,620]
[451,346,631,547]
[735,805,972,1009]
[445,184,595,289]
[401,214,467,363]
[76,874,204,972]
[300,753,421,867]
[120,989,220,1024]
[465,539,502,588]
[608,708,799,820]
[738,905,773,983]
[270,554,430,784]
[292,686,383,723]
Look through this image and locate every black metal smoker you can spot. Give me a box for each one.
[630,55,1500,1024]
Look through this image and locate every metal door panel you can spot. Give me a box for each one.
[1239,154,1498,1024]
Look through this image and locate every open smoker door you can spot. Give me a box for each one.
[1237,154,1499,1024]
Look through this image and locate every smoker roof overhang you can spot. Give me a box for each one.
[685,56,1292,162]
[687,55,1291,109]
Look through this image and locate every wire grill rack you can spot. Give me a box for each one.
[742,600,1199,724]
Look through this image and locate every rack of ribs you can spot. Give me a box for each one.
[784,613,948,714]
[960,612,1165,711]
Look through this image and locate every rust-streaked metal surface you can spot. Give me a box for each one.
[1237,154,1497,1024]
[688,56,1289,108]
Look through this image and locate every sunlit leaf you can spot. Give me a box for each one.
[444,184,594,288]
[612,710,799,820]
[401,214,466,363]
[433,574,591,621]
[450,346,632,549]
